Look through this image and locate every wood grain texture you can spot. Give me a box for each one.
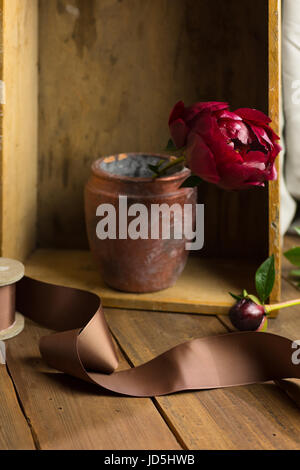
[38,0,270,260]
[24,248,264,316]
[218,236,300,411]
[269,279,300,409]
[0,363,35,449]
[2,234,298,450]
[269,0,281,304]
[105,307,300,449]
[0,0,38,260]
[219,276,300,411]
[6,319,181,450]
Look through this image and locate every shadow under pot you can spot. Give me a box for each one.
[84,153,197,293]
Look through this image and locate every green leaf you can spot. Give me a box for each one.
[291,269,300,277]
[247,294,262,305]
[229,292,242,301]
[284,247,300,267]
[165,139,178,152]
[180,175,202,188]
[255,254,275,304]
[294,227,300,237]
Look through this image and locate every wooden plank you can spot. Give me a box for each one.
[269,0,281,304]
[0,0,38,260]
[219,242,300,411]
[219,277,300,408]
[6,319,181,450]
[105,307,300,449]
[0,363,35,449]
[267,279,300,408]
[24,248,262,316]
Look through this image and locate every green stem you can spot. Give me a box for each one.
[153,156,185,178]
[265,298,300,313]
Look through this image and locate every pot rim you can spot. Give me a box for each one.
[91,153,191,183]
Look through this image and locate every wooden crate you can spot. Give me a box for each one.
[0,0,281,315]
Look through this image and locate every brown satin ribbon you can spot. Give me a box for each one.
[0,276,299,397]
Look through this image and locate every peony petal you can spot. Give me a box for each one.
[271,142,282,159]
[264,125,280,142]
[191,109,218,138]
[189,110,244,165]
[244,161,266,171]
[186,132,220,184]
[250,125,273,150]
[215,110,242,121]
[169,118,190,148]
[183,106,203,123]
[217,162,250,190]
[243,150,268,163]
[169,101,185,125]
[217,159,271,190]
[234,108,272,125]
[266,163,277,181]
[184,102,228,122]
[243,181,265,188]
[218,119,251,145]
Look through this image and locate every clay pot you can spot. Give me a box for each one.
[84,153,197,293]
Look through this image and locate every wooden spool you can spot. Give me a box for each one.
[0,258,25,341]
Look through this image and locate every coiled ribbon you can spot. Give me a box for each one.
[0,276,299,397]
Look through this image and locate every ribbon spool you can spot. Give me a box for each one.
[0,258,25,341]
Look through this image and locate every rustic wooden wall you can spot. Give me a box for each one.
[38,0,269,257]
[0,0,38,260]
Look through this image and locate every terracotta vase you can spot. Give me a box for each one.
[84,153,197,293]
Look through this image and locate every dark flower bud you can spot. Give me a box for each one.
[229,298,266,331]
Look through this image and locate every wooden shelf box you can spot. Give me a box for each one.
[0,0,281,315]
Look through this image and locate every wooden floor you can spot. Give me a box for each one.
[1,236,300,450]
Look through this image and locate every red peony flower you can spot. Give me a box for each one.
[168,101,281,190]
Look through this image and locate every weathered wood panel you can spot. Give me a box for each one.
[38,0,270,259]
[0,362,35,449]
[6,319,181,450]
[269,0,281,304]
[0,0,38,260]
[106,307,300,449]
[219,275,300,411]
[24,248,263,316]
